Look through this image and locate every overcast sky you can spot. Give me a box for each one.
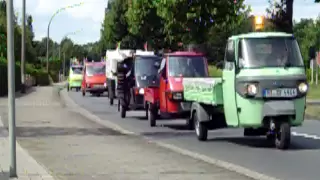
[9,0,320,45]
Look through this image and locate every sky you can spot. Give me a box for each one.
[9,0,320,45]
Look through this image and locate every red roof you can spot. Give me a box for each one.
[167,51,204,56]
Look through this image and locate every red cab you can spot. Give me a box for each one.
[144,51,209,127]
[81,62,107,97]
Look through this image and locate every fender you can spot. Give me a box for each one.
[190,102,211,122]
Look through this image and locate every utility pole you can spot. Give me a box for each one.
[6,0,17,177]
[46,27,50,73]
[20,0,26,93]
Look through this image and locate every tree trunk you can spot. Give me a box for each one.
[285,0,294,33]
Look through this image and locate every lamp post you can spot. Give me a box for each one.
[21,0,26,93]
[6,0,16,177]
[46,2,84,73]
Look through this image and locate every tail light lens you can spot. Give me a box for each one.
[166,91,183,100]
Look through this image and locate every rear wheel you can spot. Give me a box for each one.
[120,105,126,118]
[96,93,101,97]
[145,103,149,119]
[110,98,114,105]
[148,104,156,127]
[194,111,207,141]
[82,90,85,97]
[275,122,291,150]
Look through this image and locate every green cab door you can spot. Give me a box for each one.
[222,40,239,127]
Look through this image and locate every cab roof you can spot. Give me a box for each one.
[166,51,204,56]
[229,32,293,40]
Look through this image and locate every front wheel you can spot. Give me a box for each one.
[120,105,126,118]
[110,98,114,106]
[275,122,291,150]
[194,112,208,141]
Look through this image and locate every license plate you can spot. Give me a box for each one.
[263,88,297,97]
[94,84,104,88]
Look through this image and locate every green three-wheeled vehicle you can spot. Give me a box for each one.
[183,32,308,150]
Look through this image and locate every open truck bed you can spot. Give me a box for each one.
[182,78,223,105]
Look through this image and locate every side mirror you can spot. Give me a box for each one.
[154,62,160,68]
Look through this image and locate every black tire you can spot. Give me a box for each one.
[194,112,208,141]
[67,86,70,92]
[186,116,195,130]
[148,105,156,127]
[145,103,149,119]
[96,93,101,97]
[82,90,85,97]
[76,88,79,92]
[120,105,126,118]
[275,122,291,150]
[110,98,114,105]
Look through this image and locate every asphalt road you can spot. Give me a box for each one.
[68,91,320,180]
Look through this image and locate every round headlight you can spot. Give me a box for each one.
[139,88,144,94]
[298,82,308,93]
[247,84,257,95]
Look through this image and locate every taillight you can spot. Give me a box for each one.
[166,91,183,100]
[134,88,144,95]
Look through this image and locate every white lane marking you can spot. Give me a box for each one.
[291,132,320,140]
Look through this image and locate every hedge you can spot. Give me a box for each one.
[0,59,50,96]
[0,59,21,96]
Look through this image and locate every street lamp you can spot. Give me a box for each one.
[59,29,83,80]
[46,2,84,73]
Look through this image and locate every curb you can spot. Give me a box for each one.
[59,89,281,180]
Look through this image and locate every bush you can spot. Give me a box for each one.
[0,58,22,96]
[208,65,222,77]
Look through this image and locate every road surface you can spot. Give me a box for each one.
[68,91,320,180]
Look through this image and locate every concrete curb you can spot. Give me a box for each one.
[59,89,281,180]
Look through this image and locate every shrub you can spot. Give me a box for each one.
[208,65,222,77]
[0,58,21,96]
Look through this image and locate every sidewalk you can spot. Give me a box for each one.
[0,86,255,180]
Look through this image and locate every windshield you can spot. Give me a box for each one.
[71,66,83,75]
[86,65,105,76]
[134,56,161,76]
[239,37,304,68]
[168,56,208,77]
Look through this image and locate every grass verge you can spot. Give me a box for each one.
[305,105,320,120]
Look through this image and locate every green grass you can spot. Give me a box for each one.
[307,84,320,99]
[208,65,222,77]
[305,105,320,120]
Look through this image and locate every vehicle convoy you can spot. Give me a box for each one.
[182,32,308,149]
[81,61,107,97]
[144,51,209,127]
[67,59,83,91]
[119,50,162,118]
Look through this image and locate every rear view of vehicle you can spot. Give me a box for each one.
[145,51,209,127]
[81,62,107,97]
[67,65,83,91]
[120,52,161,118]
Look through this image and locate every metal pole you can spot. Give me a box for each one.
[46,25,50,73]
[6,0,17,177]
[20,0,26,93]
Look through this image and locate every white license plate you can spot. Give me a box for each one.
[264,88,297,97]
[94,84,104,88]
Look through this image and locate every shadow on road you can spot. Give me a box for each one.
[141,131,194,138]
[0,172,8,180]
[207,136,320,150]
[9,126,127,137]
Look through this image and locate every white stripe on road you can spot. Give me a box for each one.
[291,132,320,140]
